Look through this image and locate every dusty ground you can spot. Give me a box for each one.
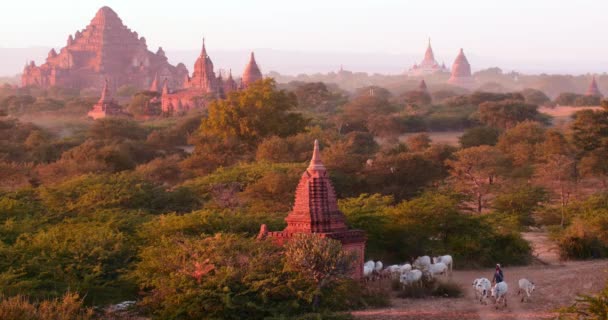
[353,233,608,320]
[539,105,602,126]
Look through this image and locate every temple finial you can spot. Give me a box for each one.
[201,37,207,56]
[308,139,326,171]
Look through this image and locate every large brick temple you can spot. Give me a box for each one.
[258,140,366,278]
[21,6,187,90]
[158,40,264,114]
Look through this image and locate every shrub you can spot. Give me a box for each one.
[396,277,463,299]
[0,293,93,320]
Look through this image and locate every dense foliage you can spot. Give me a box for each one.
[1,79,607,318]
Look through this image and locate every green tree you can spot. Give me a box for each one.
[199,79,307,145]
[284,233,356,310]
[446,145,510,213]
[478,99,545,130]
[459,126,500,148]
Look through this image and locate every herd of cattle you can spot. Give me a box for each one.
[363,255,536,309]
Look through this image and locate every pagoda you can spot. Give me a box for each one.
[408,39,449,76]
[22,6,187,90]
[240,52,264,88]
[418,79,428,92]
[585,76,603,97]
[258,140,366,278]
[87,79,130,119]
[447,48,475,89]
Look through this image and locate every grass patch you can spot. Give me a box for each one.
[395,277,463,299]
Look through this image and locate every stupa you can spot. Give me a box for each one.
[585,76,603,97]
[258,140,367,278]
[447,48,475,89]
[87,79,130,119]
[240,52,264,89]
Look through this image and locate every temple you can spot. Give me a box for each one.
[160,40,263,114]
[240,52,264,89]
[408,39,449,76]
[21,6,187,90]
[87,79,130,119]
[258,140,366,278]
[585,76,603,97]
[418,79,428,92]
[447,48,475,89]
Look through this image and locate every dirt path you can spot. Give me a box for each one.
[353,233,608,320]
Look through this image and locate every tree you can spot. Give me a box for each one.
[336,94,394,134]
[536,130,577,227]
[284,233,356,310]
[133,234,303,319]
[406,133,432,152]
[496,120,546,167]
[400,90,431,107]
[520,88,551,106]
[478,99,544,130]
[560,276,608,318]
[553,92,580,106]
[446,145,510,213]
[459,126,500,148]
[199,79,307,145]
[87,118,147,142]
[570,109,608,154]
[127,91,161,116]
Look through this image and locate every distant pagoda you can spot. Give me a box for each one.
[258,140,367,278]
[418,79,428,92]
[585,76,603,97]
[408,39,449,76]
[240,52,264,89]
[87,79,131,119]
[22,6,188,90]
[447,48,475,89]
[161,40,263,114]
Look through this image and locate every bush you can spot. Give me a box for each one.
[396,277,463,299]
[0,293,93,320]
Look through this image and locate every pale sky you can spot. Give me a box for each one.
[1,0,608,74]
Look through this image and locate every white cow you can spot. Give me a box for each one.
[413,256,431,270]
[433,255,453,274]
[399,263,412,273]
[472,278,492,304]
[374,261,383,272]
[491,282,508,309]
[517,278,535,302]
[400,269,423,287]
[426,262,448,279]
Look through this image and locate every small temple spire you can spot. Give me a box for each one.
[586,76,602,97]
[308,139,326,171]
[201,37,207,57]
[99,78,110,102]
[149,72,160,92]
[162,78,169,96]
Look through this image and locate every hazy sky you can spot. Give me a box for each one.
[2,0,608,73]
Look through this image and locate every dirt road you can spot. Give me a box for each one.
[353,233,608,320]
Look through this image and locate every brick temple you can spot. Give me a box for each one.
[158,40,263,114]
[258,140,366,278]
[447,48,475,89]
[21,6,187,90]
[87,79,130,119]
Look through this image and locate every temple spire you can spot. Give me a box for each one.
[99,78,111,103]
[201,38,207,57]
[161,78,169,96]
[308,139,326,171]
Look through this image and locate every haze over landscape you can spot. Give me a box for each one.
[2,2,608,320]
[2,0,608,75]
